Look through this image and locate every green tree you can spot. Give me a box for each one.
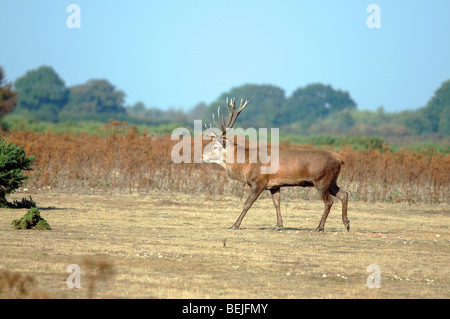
[63,79,126,116]
[438,105,450,135]
[395,110,431,135]
[0,67,18,118]
[308,108,356,135]
[128,101,146,116]
[205,84,285,127]
[0,138,36,207]
[421,79,450,135]
[186,102,207,123]
[279,83,357,128]
[14,65,68,121]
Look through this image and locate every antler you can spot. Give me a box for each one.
[212,97,250,136]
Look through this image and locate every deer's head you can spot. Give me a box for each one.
[201,98,249,165]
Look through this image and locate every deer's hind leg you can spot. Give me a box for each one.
[329,182,349,231]
[270,187,283,229]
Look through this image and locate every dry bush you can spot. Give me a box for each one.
[81,256,116,299]
[3,124,232,197]
[0,269,48,299]
[340,147,450,204]
[2,125,449,204]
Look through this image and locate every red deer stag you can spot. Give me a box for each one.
[202,98,349,232]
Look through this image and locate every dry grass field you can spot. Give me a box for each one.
[1,189,448,299]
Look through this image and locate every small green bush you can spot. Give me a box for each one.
[11,207,51,230]
[0,138,36,206]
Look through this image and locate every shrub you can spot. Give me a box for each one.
[0,137,35,206]
[0,269,49,298]
[11,207,51,230]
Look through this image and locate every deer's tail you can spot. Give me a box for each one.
[336,153,346,169]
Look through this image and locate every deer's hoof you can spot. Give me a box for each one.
[228,225,239,230]
[344,220,350,231]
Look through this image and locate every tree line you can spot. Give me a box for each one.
[1,65,449,139]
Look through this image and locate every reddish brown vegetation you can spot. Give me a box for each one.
[339,146,450,204]
[2,122,449,204]
[0,270,48,299]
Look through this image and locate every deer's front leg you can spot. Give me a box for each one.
[230,184,265,229]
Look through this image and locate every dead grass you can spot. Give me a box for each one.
[2,127,449,204]
[1,190,448,299]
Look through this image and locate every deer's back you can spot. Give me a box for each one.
[266,148,344,189]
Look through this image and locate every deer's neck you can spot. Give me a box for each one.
[222,161,247,183]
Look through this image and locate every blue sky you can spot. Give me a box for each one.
[0,0,449,112]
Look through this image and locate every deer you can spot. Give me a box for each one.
[201,98,349,232]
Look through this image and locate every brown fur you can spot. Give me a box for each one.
[221,138,349,231]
